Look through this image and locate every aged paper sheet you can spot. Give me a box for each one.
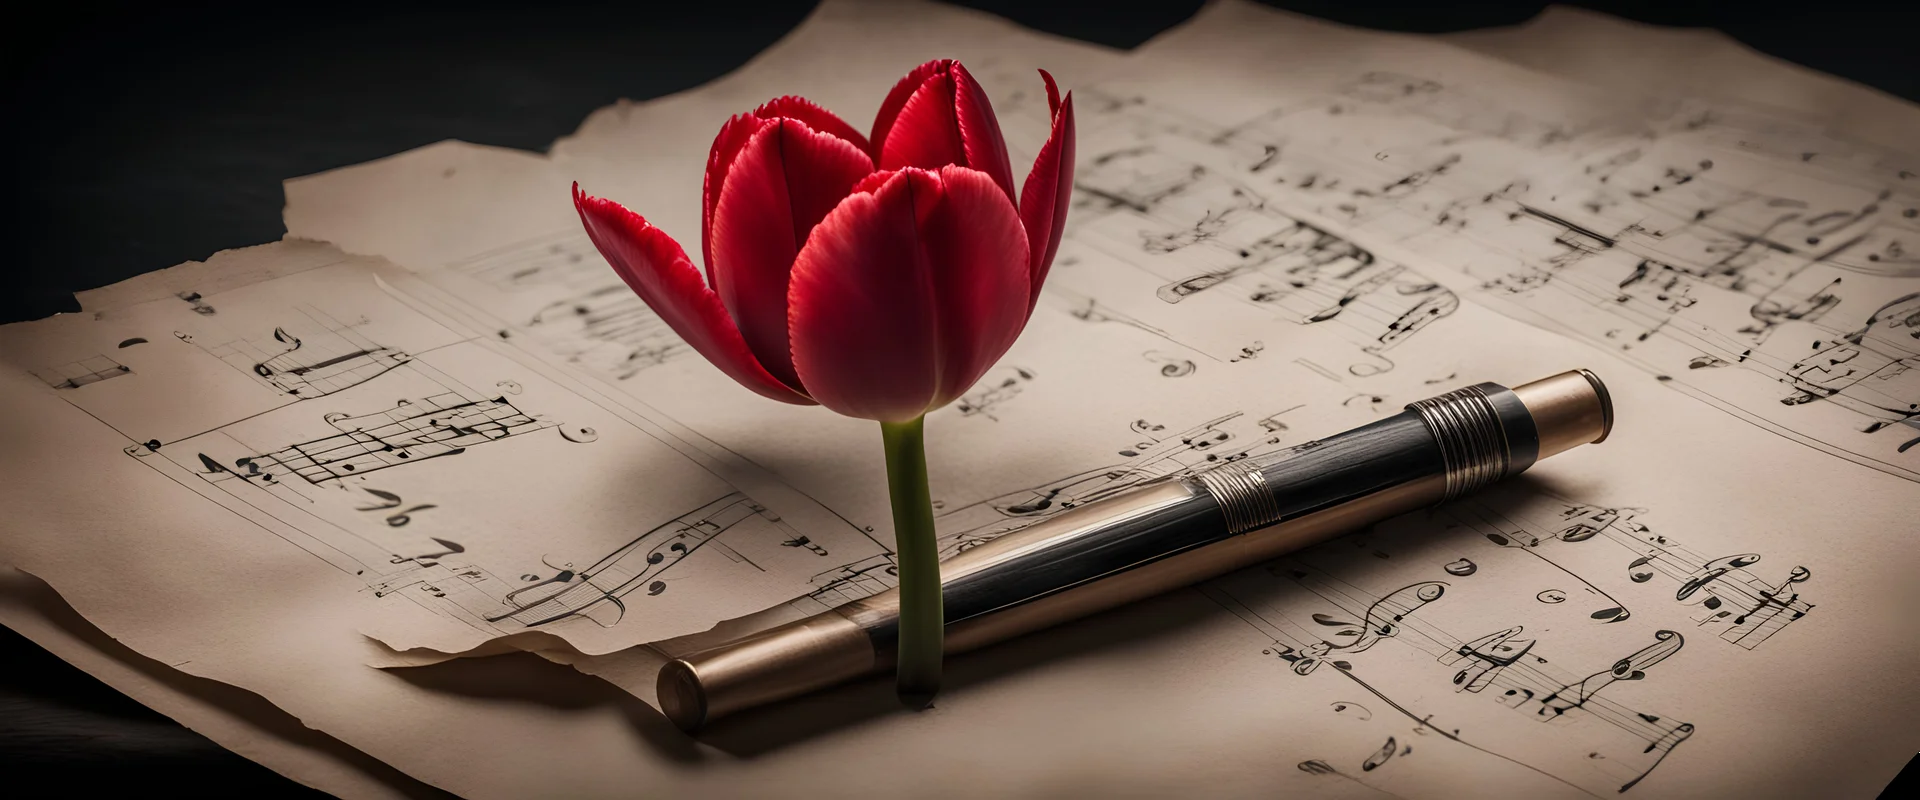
[6,0,1918,797]
[287,0,1920,791]
[2,243,1735,799]
[1446,5,1920,154]
[0,568,437,799]
[5,241,895,659]
[1120,0,1920,482]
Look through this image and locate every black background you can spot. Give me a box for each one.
[3,0,1916,793]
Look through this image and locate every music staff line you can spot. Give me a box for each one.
[1050,97,1466,377]
[390,261,900,563]
[1208,559,1693,796]
[1444,500,1813,650]
[1046,73,1920,478]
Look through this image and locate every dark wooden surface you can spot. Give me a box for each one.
[3,1,1916,795]
[0,625,331,794]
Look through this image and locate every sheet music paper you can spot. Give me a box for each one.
[0,568,436,800]
[1115,0,1920,482]
[0,242,767,800]
[1,241,906,659]
[1445,5,1920,154]
[4,1,1917,797]
[271,0,1133,659]
[284,0,1920,790]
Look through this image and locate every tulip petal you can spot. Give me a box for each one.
[870,59,951,161]
[788,168,1030,422]
[877,72,964,175]
[1018,80,1075,312]
[788,171,941,422]
[877,64,1017,203]
[573,184,812,406]
[919,165,1032,409]
[702,113,769,286]
[849,170,895,196]
[947,62,1017,202]
[754,95,872,155]
[711,118,875,391]
[1040,68,1061,116]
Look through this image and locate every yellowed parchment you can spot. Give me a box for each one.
[6,1,1918,797]
[292,0,1918,793]
[0,567,442,799]
[1445,5,1920,154]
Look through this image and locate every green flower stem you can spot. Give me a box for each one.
[880,415,942,708]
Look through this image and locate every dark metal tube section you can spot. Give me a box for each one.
[903,409,1445,642]
[656,370,1612,731]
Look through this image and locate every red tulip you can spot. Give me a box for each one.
[572,59,1075,709]
[573,59,1075,422]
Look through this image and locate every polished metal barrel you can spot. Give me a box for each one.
[656,369,1614,731]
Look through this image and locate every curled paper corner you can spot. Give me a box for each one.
[73,238,356,316]
[561,647,674,709]
[359,578,820,673]
[362,630,583,670]
[0,566,444,800]
[553,602,820,706]
[284,139,579,269]
[357,599,812,707]
[3,565,211,681]
[649,601,813,660]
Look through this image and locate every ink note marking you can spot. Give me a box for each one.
[32,356,132,390]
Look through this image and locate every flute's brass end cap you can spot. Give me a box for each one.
[1511,369,1613,460]
[657,659,708,733]
[1577,368,1613,444]
[651,611,878,732]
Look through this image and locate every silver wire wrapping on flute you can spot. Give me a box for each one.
[1407,385,1511,501]
[1194,460,1285,534]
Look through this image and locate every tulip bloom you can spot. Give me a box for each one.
[574,59,1074,706]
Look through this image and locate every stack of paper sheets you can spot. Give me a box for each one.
[4,1,1916,796]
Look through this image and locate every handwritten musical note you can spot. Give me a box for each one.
[390,538,464,565]
[176,291,216,315]
[523,282,690,380]
[355,489,404,510]
[954,366,1037,422]
[1535,631,1684,719]
[354,489,439,525]
[1361,736,1397,772]
[781,536,830,557]
[803,554,900,607]
[1515,502,1817,647]
[1443,626,1536,693]
[1143,350,1197,377]
[1330,701,1373,721]
[483,493,769,627]
[208,393,556,487]
[30,355,132,390]
[185,313,410,398]
[1275,581,1447,676]
[1481,515,1636,623]
[1229,546,1698,796]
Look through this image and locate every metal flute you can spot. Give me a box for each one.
[658,369,1614,731]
